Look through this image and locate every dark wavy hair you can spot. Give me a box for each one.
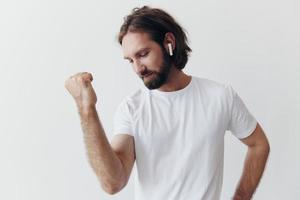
[118,6,192,70]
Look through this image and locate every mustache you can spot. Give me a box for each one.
[140,70,155,78]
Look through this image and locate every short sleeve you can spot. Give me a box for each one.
[113,99,134,136]
[226,85,257,139]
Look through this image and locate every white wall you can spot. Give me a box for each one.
[0,0,299,199]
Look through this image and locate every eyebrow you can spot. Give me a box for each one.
[123,47,150,60]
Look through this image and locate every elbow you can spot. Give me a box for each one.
[101,179,126,195]
[103,186,121,195]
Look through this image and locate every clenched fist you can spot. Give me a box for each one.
[65,72,97,109]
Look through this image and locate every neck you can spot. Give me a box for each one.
[157,66,191,92]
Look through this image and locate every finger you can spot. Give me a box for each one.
[83,79,92,88]
[82,73,93,82]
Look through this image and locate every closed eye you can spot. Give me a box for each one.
[124,49,149,64]
[139,51,149,58]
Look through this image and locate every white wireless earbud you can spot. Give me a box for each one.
[168,43,173,56]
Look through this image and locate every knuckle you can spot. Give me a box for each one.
[75,75,82,81]
[69,72,92,84]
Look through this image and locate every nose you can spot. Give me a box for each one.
[133,60,146,75]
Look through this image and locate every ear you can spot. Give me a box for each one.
[163,32,176,54]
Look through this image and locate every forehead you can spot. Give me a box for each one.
[122,32,157,57]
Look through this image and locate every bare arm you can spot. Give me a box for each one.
[232,123,270,200]
[79,106,128,194]
[65,72,135,194]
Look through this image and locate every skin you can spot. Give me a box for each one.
[64,31,270,198]
[65,72,128,194]
[122,31,192,91]
[232,123,270,199]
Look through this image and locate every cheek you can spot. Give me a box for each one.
[143,53,163,69]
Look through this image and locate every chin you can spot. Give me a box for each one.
[144,78,165,90]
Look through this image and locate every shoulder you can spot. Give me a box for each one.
[124,88,144,105]
[118,88,145,114]
[192,76,230,97]
[191,76,239,108]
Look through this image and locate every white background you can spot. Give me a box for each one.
[0,0,299,199]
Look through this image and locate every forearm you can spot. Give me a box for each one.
[233,145,270,200]
[78,105,126,192]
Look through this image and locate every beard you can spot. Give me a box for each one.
[142,47,173,90]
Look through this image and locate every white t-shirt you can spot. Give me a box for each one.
[113,76,257,200]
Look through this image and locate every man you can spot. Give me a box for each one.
[65,6,270,200]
